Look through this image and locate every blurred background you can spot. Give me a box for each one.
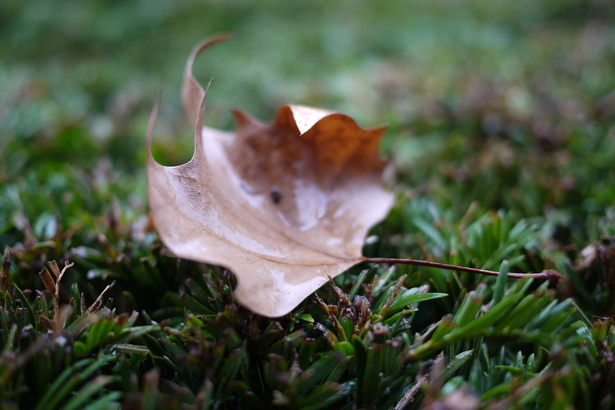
[1,0,614,248]
[2,3,615,407]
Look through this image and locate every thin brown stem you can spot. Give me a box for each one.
[86,280,116,314]
[363,257,561,286]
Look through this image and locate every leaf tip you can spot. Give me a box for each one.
[146,89,162,157]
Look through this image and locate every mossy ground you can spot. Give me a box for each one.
[1,1,614,408]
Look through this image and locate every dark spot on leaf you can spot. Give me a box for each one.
[270,188,281,204]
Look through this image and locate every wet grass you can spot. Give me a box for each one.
[1,0,615,408]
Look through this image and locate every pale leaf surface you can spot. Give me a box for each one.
[147,36,394,317]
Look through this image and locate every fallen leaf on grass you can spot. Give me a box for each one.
[147,35,394,317]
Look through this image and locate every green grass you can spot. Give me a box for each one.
[1,0,615,408]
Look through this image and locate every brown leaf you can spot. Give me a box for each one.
[147,35,394,317]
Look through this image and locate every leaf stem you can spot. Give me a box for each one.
[363,257,561,285]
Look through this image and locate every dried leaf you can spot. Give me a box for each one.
[147,35,394,317]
